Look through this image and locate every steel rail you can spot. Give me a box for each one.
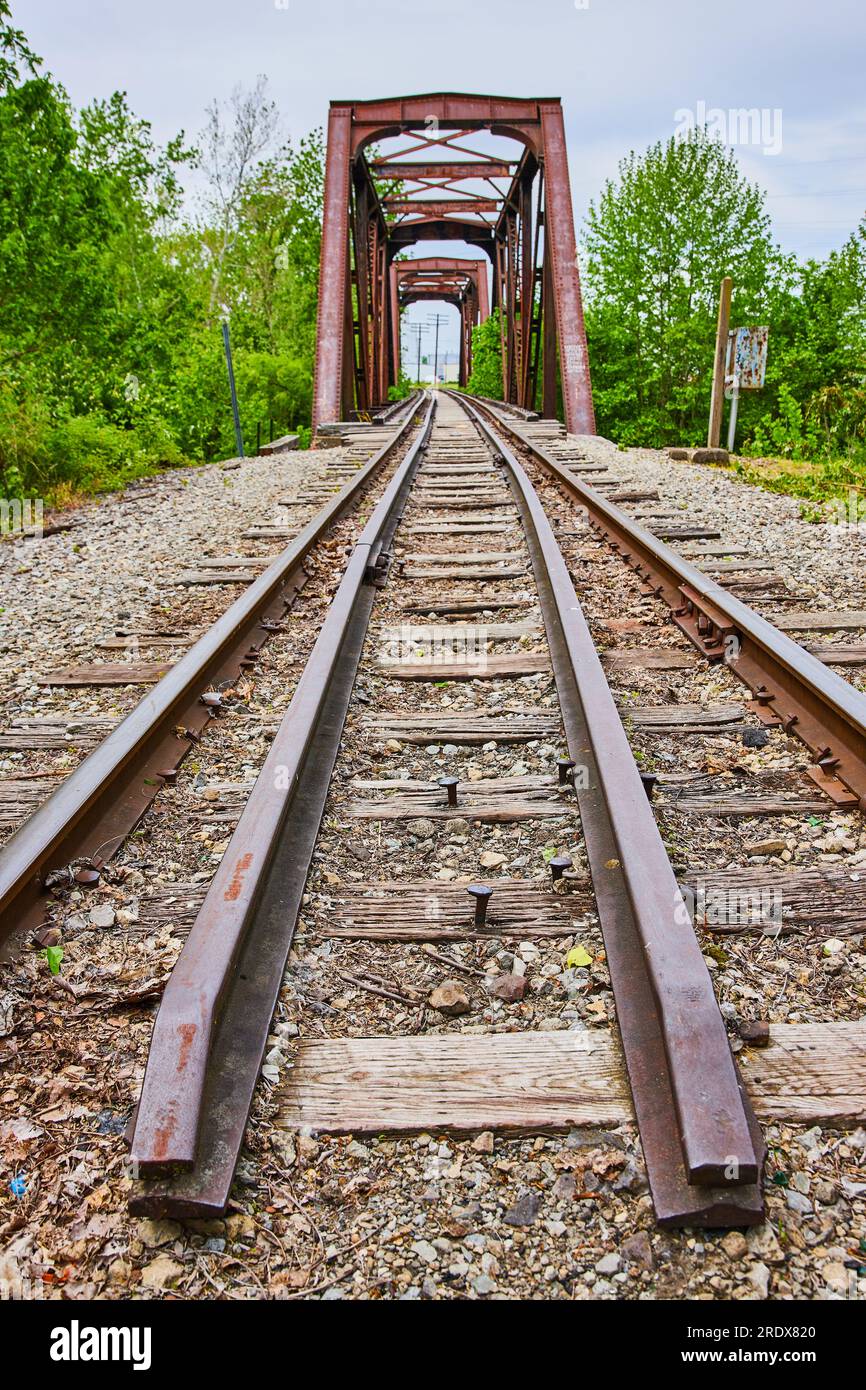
[0,400,426,953]
[455,395,763,1226]
[127,396,436,1218]
[463,397,866,812]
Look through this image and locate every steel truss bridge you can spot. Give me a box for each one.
[311,93,596,435]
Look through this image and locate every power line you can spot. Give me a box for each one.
[403,322,429,384]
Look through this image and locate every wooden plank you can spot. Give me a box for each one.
[676,544,753,557]
[401,596,530,615]
[699,559,778,572]
[402,524,509,535]
[378,622,540,642]
[363,710,559,745]
[185,556,269,568]
[654,527,723,540]
[348,774,575,822]
[37,662,173,686]
[401,551,524,564]
[771,610,866,633]
[419,466,496,476]
[277,1024,866,1134]
[682,864,866,934]
[406,513,513,526]
[97,633,191,650]
[279,1032,630,1133]
[375,652,550,680]
[402,566,526,580]
[326,879,591,940]
[608,490,660,503]
[407,500,515,511]
[0,716,115,751]
[807,643,866,665]
[0,778,62,827]
[620,702,748,731]
[662,791,829,817]
[739,1023,866,1124]
[177,571,256,586]
[416,480,499,490]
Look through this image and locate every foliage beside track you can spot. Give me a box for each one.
[467,131,865,482]
[0,5,323,503]
[583,131,866,472]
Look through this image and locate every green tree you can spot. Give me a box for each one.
[583,130,792,446]
[0,8,327,496]
[0,0,38,91]
[467,310,504,399]
[754,219,866,458]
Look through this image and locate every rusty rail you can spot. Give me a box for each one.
[128,392,762,1226]
[464,396,866,813]
[456,396,763,1226]
[127,396,436,1217]
[0,398,427,952]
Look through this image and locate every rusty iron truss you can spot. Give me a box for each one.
[127,397,436,1216]
[392,257,489,386]
[311,93,595,435]
[466,395,866,814]
[0,397,422,953]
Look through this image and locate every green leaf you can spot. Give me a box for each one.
[41,945,64,975]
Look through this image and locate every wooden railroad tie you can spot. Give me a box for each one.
[348,774,576,822]
[375,652,551,681]
[323,879,591,940]
[277,1024,866,1136]
[362,710,560,744]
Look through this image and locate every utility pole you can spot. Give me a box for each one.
[403,323,429,385]
[427,312,449,387]
[707,277,732,449]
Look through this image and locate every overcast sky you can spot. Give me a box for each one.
[16,0,865,361]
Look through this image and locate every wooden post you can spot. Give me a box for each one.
[707,277,732,448]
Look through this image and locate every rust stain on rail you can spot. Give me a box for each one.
[176,1022,197,1074]
[152,1106,178,1163]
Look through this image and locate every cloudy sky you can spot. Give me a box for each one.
[16,0,865,362]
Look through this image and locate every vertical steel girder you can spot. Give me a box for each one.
[312,94,595,435]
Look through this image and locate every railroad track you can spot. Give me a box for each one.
[3,390,865,1239]
[0,393,422,945]
[119,391,862,1228]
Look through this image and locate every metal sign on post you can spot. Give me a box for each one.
[725,326,769,452]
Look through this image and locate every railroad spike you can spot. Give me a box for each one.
[466,883,493,928]
[556,757,576,786]
[640,772,658,801]
[549,854,573,882]
[438,775,459,807]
